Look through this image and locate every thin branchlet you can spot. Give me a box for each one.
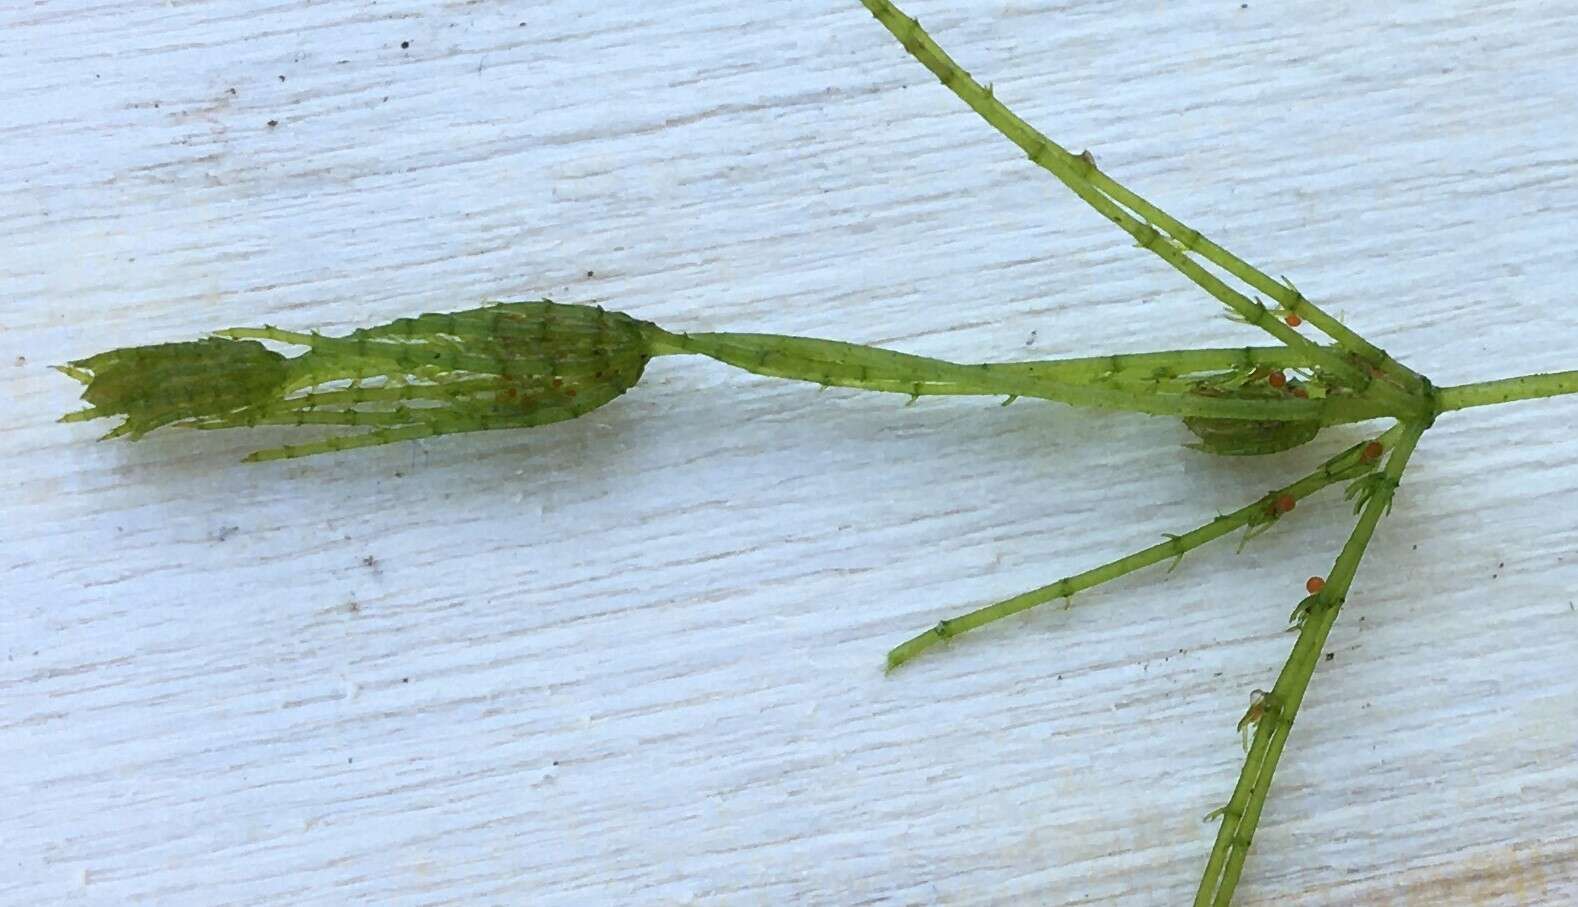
[853,0,1429,419]
[883,427,1403,671]
[649,327,1401,426]
[1195,423,1426,906]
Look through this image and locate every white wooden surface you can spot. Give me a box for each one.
[4,2,1577,904]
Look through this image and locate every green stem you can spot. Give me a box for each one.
[652,328,1402,425]
[186,409,420,429]
[1434,369,1578,413]
[885,425,1404,671]
[1082,172,1428,397]
[1195,421,1426,906]
[654,325,1321,387]
[854,0,1423,418]
[233,405,583,461]
[981,346,1315,382]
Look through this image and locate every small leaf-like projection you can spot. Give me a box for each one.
[58,338,288,439]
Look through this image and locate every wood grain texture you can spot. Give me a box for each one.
[4,2,1577,904]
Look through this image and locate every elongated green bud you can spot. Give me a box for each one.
[57,338,289,439]
[319,300,652,409]
[1183,370,1322,456]
[1184,410,1321,456]
[216,300,658,460]
[58,301,657,460]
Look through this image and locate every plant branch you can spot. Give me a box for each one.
[654,329,1402,425]
[854,0,1424,417]
[885,425,1405,671]
[1434,369,1578,413]
[1194,421,1426,906]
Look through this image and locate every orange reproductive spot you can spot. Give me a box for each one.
[1284,313,1303,327]
[1305,576,1326,595]
[1273,493,1297,515]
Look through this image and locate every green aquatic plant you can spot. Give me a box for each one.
[55,2,1578,904]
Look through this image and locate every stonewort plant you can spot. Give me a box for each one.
[56,2,1578,903]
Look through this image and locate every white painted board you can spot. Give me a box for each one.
[4,2,1577,904]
